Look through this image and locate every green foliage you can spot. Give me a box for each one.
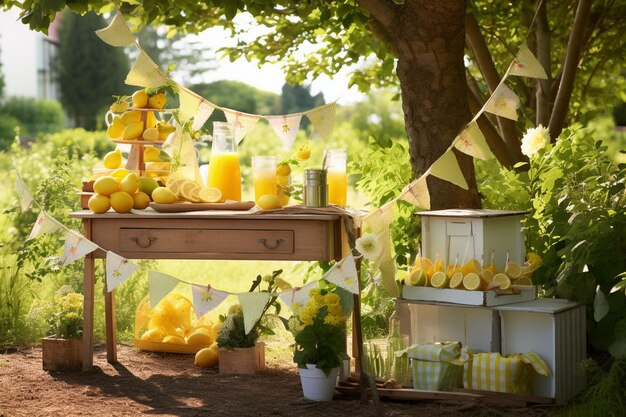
[56,10,130,130]
[46,128,114,159]
[0,97,64,137]
[0,114,22,151]
[28,286,83,339]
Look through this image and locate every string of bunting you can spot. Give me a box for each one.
[95,10,338,150]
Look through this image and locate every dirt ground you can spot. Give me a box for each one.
[0,343,557,417]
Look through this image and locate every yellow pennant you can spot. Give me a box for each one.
[378,257,399,297]
[400,176,431,210]
[177,86,202,122]
[105,251,139,292]
[191,284,229,319]
[305,102,336,143]
[95,10,135,47]
[60,230,99,267]
[191,101,216,131]
[323,253,359,294]
[15,176,34,212]
[363,201,395,233]
[238,292,271,335]
[224,110,261,144]
[483,83,520,121]
[125,51,168,88]
[427,151,469,190]
[454,121,492,160]
[508,44,548,80]
[278,281,318,312]
[28,211,64,240]
[148,271,179,308]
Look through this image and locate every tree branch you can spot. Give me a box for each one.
[535,0,552,126]
[355,0,395,29]
[548,0,593,139]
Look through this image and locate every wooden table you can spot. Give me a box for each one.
[69,209,356,372]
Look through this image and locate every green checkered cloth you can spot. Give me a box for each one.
[401,342,467,391]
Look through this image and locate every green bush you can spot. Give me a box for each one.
[45,128,114,159]
[0,97,65,137]
[0,113,22,151]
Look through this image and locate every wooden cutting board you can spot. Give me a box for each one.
[149,201,256,213]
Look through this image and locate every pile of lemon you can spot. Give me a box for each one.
[88,171,158,214]
[404,254,540,291]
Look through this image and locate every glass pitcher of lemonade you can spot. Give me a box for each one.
[324,149,347,206]
[207,122,241,201]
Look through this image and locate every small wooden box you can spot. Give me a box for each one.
[219,342,265,374]
[42,337,82,371]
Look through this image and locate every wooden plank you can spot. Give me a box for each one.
[104,273,117,364]
[336,385,483,402]
[82,219,95,372]
[451,388,554,405]
[149,201,255,213]
[69,210,342,221]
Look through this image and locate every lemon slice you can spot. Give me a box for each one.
[514,276,533,286]
[430,271,449,288]
[493,273,511,290]
[187,187,203,203]
[167,178,188,198]
[199,187,222,203]
[180,181,202,202]
[412,257,434,276]
[462,272,482,291]
[505,262,522,279]
[449,272,464,289]
[406,268,428,286]
[481,269,494,284]
[461,258,482,275]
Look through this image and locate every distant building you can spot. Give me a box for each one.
[0,8,60,101]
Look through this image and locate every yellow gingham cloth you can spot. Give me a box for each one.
[402,342,467,391]
[463,352,550,394]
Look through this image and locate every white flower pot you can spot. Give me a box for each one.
[298,364,339,401]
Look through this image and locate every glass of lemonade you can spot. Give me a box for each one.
[252,156,277,205]
[324,149,347,206]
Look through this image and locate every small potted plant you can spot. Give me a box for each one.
[289,284,350,401]
[216,269,289,374]
[31,286,84,371]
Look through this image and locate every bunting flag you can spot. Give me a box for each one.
[509,44,548,80]
[95,11,135,47]
[324,254,359,294]
[125,51,168,88]
[60,230,99,267]
[191,101,215,131]
[278,281,318,311]
[428,150,469,190]
[191,284,230,319]
[374,228,393,264]
[15,176,33,212]
[148,271,179,308]
[266,114,303,150]
[399,176,431,210]
[105,251,139,292]
[362,201,395,233]
[305,102,336,143]
[28,211,64,240]
[378,257,399,297]
[483,83,520,121]
[454,121,492,160]
[224,110,261,144]
[238,292,271,335]
[178,86,202,122]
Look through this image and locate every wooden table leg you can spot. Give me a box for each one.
[104,283,117,364]
[82,246,95,372]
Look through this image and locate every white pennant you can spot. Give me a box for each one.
[95,10,135,47]
[148,271,179,308]
[28,211,64,240]
[483,83,520,121]
[324,253,359,294]
[191,101,215,131]
[105,251,139,292]
[125,51,168,88]
[400,176,431,209]
[178,86,202,122]
[265,114,303,150]
[427,150,469,190]
[238,292,270,335]
[278,281,318,311]
[224,110,261,144]
[191,284,229,319]
[15,176,33,212]
[363,201,395,234]
[374,228,393,264]
[378,257,399,297]
[305,102,336,143]
[454,121,492,161]
[60,230,99,267]
[509,44,548,80]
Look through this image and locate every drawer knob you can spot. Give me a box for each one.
[257,238,285,250]
[131,236,157,248]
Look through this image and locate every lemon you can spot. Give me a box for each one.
[186,329,213,347]
[296,148,311,161]
[163,335,185,345]
[87,194,110,214]
[103,149,123,169]
[152,187,177,204]
[110,168,130,181]
[412,257,434,276]
[276,175,289,188]
[515,276,533,286]
[132,191,151,209]
[257,194,282,210]
[142,127,159,141]
[157,121,176,140]
[106,116,125,139]
[148,93,167,109]
[277,188,290,206]
[120,172,139,194]
[109,191,134,213]
[199,187,222,203]
[131,89,149,108]
[144,147,162,162]
[194,347,219,368]
[446,264,461,277]
[493,273,511,290]
[484,263,498,275]
[146,111,157,129]
[406,268,427,286]
[449,272,464,289]
[123,121,144,140]
[120,110,142,124]
[462,272,482,291]
[430,271,449,288]
[209,341,219,355]
[505,262,522,279]
[276,163,291,176]
[481,269,495,285]
[431,259,446,274]
[109,100,129,113]
[461,258,482,276]
[138,177,159,197]
[93,176,120,196]
[141,327,165,342]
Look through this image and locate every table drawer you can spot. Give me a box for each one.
[119,228,294,255]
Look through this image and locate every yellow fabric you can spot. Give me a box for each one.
[95,11,135,47]
[305,102,336,143]
[362,201,395,234]
[427,150,469,190]
[509,43,548,80]
[399,175,430,209]
[178,86,202,122]
[125,51,168,88]
[405,342,466,391]
[454,121,493,161]
[483,83,520,121]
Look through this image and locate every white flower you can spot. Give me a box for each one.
[521,124,550,156]
[355,232,383,261]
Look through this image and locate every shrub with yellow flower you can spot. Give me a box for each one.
[28,285,83,340]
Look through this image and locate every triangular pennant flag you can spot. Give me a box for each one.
[125,51,168,88]
[28,211,64,240]
[483,83,520,121]
[105,251,139,292]
[148,271,179,308]
[324,254,359,294]
[509,44,548,80]
[305,102,336,143]
[454,121,493,160]
[191,284,230,319]
[278,281,318,311]
[363,201,395,233]
[191,101,215,131]
[178,86,202,122]
[60,230,99,267]
[400,176,431,209]
[265,114,303,150]
[15,176,33,212]
[378,257,399,297]
[238,292,270,335]
[224,110,261,144]
[374,228,393,264]
[95,10,135,47]
[427,150,469,190]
